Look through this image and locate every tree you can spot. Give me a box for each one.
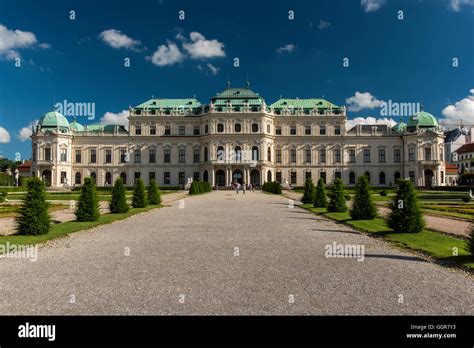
[110,178,129,213]
[350,175,377,220]
[313,178,327,208]
[387,179,424,233]
[468,223,474,256]
[147,179,161,205]
[132,178,148,208]
[16,177,51,235]
[75,177,100,221]
[328,178,347,212]
[301,177,315,204]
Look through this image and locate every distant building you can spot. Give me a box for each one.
[444,127,472,164]
[444,164,459,185]
[17,160,32,178]
[453,143,474,172]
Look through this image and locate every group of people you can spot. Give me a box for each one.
[233,181,255,194]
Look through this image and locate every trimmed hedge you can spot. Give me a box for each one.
[75,177,100,222]
[110,178,129,214]
[189,180,211,195]
[132,178,148,208]
[262,181,282,194]
[147,180,161,205]
[388,179,424,233]
[0,173,12,186]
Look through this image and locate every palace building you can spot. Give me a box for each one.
[31,84,446,188]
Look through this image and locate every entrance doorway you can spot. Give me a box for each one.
[232,169,243,184]
[424,169,434,187]
[215,169,225,186]
[250,169,260,186]
[42,169,51,186]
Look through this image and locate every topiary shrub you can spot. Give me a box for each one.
[147,180,161,205]
[328,178,347,212]
[313,178,327,208]
[132,178,148,208]
[301,178,315,204]
[15,177,51,235]
[350,175,377,220]
[462,195,471,203]
[380,190,388,196]
[387,179,424,233]
[75,177,100,221]
[110,178,129,213]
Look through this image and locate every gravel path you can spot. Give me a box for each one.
[0,191,472,315]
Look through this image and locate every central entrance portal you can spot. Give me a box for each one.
[232,169,243,184]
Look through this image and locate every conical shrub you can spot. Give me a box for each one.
[110,178,129,213]
[16,177,51,235]
[313,178,327,208]
[75,177,100,221]
[132,178,148,208]
[387,179,424,233]
[350,175,377,220]
[302,178,315,204]
[147,179,161,205]
[328,178,347,212]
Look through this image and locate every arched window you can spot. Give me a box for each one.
[252,123,259,132]
[252,146,259,161]
[105,172,112,185]
[204,147,208,162]
[267,170,272,182]
[349,172,356,184]
[379,172,386,185]
[90,172,97,184]
[217,146,224,161]
[120,172,127,185]
[235,146,242,161]
[394,172,401,182]
[217,123,224,132]
[235,123,242,132]
[75,172,81,185]
[267,147,271,161]
[364,171,371,183]
[267,124,270,133]
[205,124,209,134]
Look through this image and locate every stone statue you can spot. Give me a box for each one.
[282,178,291,189]
[184,177,193,190]
[14,169,19,187]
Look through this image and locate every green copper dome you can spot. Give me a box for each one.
[69,119,85,132]
[407,111,438,128]
[38,111,70,130]
[392,122,407,133]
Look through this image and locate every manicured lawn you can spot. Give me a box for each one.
[0,204,65,218]
[300,204,474,270]
[6,190,173,202]
[0,204,161,250]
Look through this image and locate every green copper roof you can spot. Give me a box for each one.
[407,111,438,128]
[38,111,69,129]
[392,122,407,133]
[69,120,85,132]
[212,87,262,100]
[270,98,338,109]
[135,98,202,109]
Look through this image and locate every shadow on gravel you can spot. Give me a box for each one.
[364,253,428,262]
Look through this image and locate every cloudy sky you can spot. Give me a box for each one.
[0,0,473,159]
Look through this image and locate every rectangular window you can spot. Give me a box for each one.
[378,149,386,163]
[60,148,67,162]
[135,125,141,135]
[409,171,415,183]
[164,172,171,185]
[164,126,171,136]
[193,149,200,163]
[193,126,200,135]
[149,172,155,183]
[320,172,326,184]
[164,149,171,163]
[394,148,401,163]
[349,149,356,163]
[134,149,141,163]
[441,171,444,184]
[105,149,112,163]
[179,149,186,163]
[276,172,282,183]
[363,149,370,163]
[305,149,311,163]
[305,171,312,181]
[335,171,342,180]
[178,172,185,185]
[120,149,127,163]
[409,147,415,162]
[193,172,200,181]
[90,149,96,163]
[305,126,311,135]
[60,171,67,184]
[276,126,282,135]
[320,149,326,163]
[319,126,326,135]
[179,125,185,135]
[150,126,156,135]
[334,126,341,135]
[276,149,282,163]
[424,147,432,161]
[290,149,296,163]
[291,172,297,184]
[44,148,51,161]
[149,149,156,163]
[290,126,296,135]
[134,172,141,179]
[335,149,341,163]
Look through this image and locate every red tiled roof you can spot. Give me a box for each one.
[454,143,474,155]
[445,164,458,173]
[17,160,32,172]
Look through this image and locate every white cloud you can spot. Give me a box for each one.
[146,42,184,66]
[99,110,129,129]
[361,0,387,13]
[207,63,220,75]
[99,29,141,50]
[346,91,385,112]
[442,89,474,123]
[318,20,331,30]
[37,43,51,49]
[448,0,474,11]
[346,116,397,130]
[0,126,11,143]
[182,32,225,59]
[0,24,38,60]
[276,44,295,54]
[17,120,38,142]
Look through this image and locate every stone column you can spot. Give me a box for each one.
[211,169,215,186]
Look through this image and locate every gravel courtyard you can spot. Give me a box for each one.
[0,191,472,315]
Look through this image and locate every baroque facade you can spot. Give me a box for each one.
[31,85,446,188]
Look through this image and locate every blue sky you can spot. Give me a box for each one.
[0,0,473,160]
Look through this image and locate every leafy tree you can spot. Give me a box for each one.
[350,175,377,220]
[313,178,327,208]
[110,178,129,213]
[301,177,315,204]
[16,177,51,235]
[147,179,161,205]
[132,178,148,208]
[328,178,347,212]
[387,179,424,233]
[75,177,100,221]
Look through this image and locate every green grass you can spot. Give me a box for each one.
[299,204,474,271]
[6,191,172,202]
[0,204,161,250]
[0,204,64,218]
